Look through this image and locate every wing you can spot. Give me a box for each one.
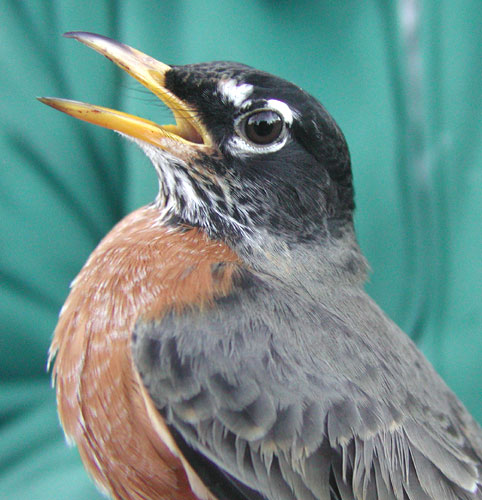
[168,423,267,500]
[132,269,482,500]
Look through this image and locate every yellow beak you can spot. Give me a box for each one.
[38,32,212,150]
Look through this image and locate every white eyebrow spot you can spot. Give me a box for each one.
[218,79,253,107]
[266,99,296,125]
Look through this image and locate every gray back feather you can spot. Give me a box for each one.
[133,267,482,500]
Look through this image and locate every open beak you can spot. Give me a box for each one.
[38,32,212,151]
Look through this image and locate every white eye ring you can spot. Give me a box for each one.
[236,108,287,147]
[225,100,296,156]
[229,107,290,156]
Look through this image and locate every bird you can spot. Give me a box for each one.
[39,32,482,500]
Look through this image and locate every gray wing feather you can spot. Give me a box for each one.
[300,444,333,499]
[405,462,432,500]
[410,446,474,500]
[133,273,482,500]
[404,418,479,490]
[372,459,395,500]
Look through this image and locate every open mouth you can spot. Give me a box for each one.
[39,32,212,150]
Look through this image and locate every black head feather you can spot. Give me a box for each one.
[162,62,354,246]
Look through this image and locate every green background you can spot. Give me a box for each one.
[1,1,480,498]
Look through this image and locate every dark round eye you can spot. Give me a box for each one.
[242,110,285,145]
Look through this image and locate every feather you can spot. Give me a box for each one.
[410,446,474,500]
[404,418,479,491]
[131,235,482,500]
[299,445,332,500]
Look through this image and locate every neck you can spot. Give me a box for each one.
[233,224,368,291]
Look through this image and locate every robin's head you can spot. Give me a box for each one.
[40,33,362,276]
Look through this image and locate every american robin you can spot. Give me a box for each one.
[40,32,482,500]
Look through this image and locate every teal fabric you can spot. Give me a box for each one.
[1,2,480,498]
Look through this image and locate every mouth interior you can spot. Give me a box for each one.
[137,67,209,146]
[162,121,204,145]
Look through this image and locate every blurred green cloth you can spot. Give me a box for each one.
[1,1,480,499]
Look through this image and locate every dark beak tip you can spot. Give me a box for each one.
[63,31,103,43]
[63,31,83,39]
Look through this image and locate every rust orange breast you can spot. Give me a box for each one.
[49,205,240,500]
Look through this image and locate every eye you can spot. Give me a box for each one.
[240,110,285,145]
